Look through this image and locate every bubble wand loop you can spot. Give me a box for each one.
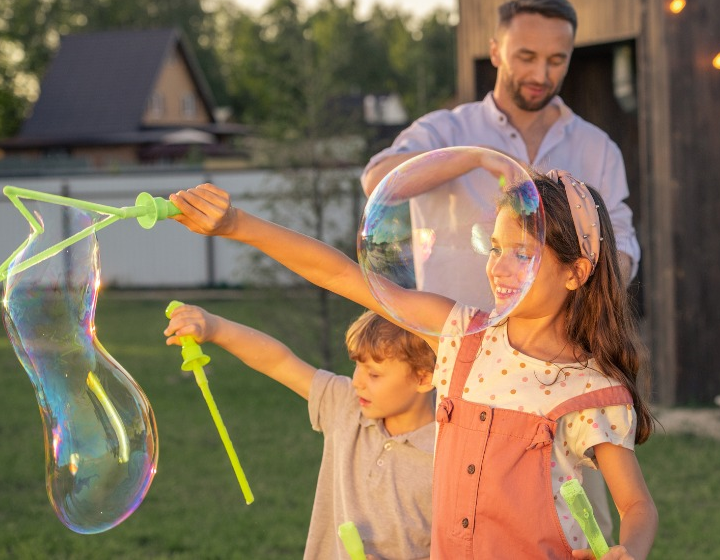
[560,479,609,559]
[0,185,181,281]
[164,300,254,505]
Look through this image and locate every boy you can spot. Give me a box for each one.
[165,305,435,559]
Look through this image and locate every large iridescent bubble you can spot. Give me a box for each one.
[358,146,545,336]
[1,205,158,534]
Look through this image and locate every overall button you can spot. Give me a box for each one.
[480,411,487,421]
[384,442,393,450]
[461,518,469,528]
[467,464,476,474]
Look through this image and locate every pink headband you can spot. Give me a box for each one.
[546,169,601,272]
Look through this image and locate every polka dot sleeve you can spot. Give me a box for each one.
[559,403,637,469]
[433,303,477,391]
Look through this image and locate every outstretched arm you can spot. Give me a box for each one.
[169,184,451,351]
[165,304,316,399]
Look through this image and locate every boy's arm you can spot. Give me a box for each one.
[165,304,316,399]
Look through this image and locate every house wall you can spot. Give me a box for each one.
[142,45,211,126]
[72,145,138,168]
[661,0,720,404]
[457,0,641,102]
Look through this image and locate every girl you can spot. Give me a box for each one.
[168,169,657,559]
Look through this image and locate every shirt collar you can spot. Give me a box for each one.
[359,414,436,454]
[484,92,574,128]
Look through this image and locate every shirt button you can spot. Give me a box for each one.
[467,464,476,474]
[377,459,384,466]
[462,518,469,528]
[384,442,392,450]
[480,411,487,421]
[510,132,517,138]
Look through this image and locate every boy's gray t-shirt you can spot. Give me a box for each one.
[305,369,433,560]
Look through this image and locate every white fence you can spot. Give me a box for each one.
[0,167,364,288]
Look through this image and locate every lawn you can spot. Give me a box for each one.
[0,290,718,559]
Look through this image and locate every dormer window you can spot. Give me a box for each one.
[182,93,196,118]
[148,92,165,118]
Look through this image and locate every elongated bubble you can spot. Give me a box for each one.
[358,147,544,336]
[1,205,158,534]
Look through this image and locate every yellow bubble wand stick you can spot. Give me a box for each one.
[165,300,254,505]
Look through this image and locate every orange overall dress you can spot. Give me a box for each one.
[431,322,632,559]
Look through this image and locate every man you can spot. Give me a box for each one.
[361,0,635,542]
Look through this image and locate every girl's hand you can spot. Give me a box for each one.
[572,545,634,560]
[164,304,218,346]
[169,183,238,237]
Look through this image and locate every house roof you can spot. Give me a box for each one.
[15,28,219,143]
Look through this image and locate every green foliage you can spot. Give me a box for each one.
[0,0,227,137]
[1,293,719,557]
[0,291,361,559]
[0,0,456,139]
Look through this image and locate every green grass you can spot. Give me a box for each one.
[1,290,719,559]
[0,289,362,560]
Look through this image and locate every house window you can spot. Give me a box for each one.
[148,92,165,118]
[182,93,196,118]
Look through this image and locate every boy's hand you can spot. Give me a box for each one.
[169,183,237,237]
[164,304,218,346]
[572,545,635,560]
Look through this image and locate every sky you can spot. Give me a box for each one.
[232,0,458,21]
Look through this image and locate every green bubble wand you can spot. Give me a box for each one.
[165,300,254,505]
[0,185,181,281]
[560,478,610,559]
[338,521,366,560]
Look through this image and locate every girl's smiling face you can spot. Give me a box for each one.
[486,207,569,318]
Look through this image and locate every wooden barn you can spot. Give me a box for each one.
[456,0,720,405]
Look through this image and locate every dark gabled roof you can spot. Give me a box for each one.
[17,28,217,142]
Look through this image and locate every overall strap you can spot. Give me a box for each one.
[546,385,633,422]
[448,312,489,398]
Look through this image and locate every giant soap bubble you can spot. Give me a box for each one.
[358,146,545,336]
[1,204,158,534]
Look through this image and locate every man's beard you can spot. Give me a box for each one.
[505,76,562,112]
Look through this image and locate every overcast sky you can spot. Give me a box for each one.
[232,0,458,21]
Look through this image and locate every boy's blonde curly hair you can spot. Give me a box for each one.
[345,310,435,377]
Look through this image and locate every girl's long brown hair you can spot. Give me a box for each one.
[506,172,654,444]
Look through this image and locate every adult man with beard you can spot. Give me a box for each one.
[362,0,639,292]
[361,0,637,544]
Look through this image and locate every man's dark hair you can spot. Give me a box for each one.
[498,0,578,36]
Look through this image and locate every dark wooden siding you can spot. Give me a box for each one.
[665,0,720,404]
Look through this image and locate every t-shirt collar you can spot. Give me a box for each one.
[359,414,435,454]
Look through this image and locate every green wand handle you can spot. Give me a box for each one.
[338,521,366,560]
[560,479,609,559]
[165,301,254,505]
